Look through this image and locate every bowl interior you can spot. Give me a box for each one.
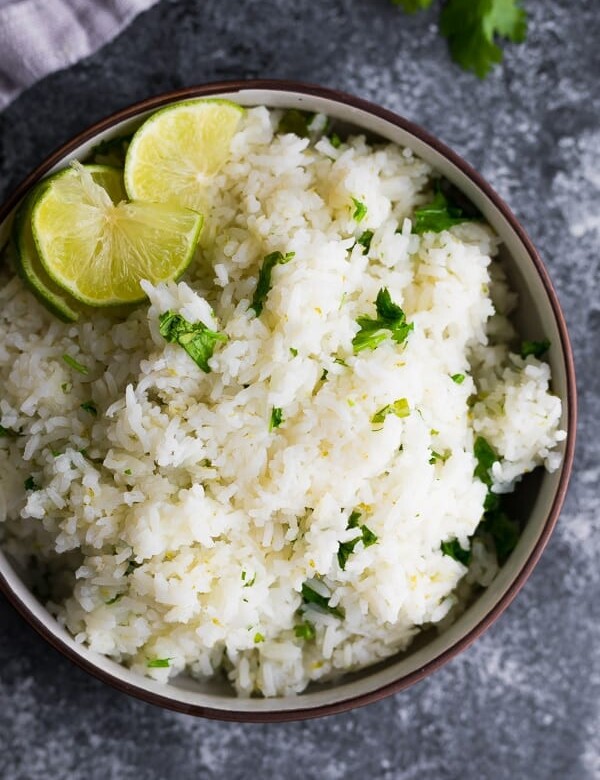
[0,85,573,719]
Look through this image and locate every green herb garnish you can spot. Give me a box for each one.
[253,632,265,644]
[301,583,344,618]
[23,476,38,491]
[251,251,295,316]
[356,229,374,254]
[337,511,378,570]
[351,197,368,223]
[294,621,316,640]
[62,354,88,375]
[481,509,520,565]
[441,538,472,566]
[412,185,473,234]
[80,401,97,416]
[125,559,141,576]
[520,339,550,359]
[353,288,413,353]
[451,373,466,384]
[440,0,527,79]
[320,368,329,382]
[289,347,298,357]
[269,407,283,431]
[61,382,72,394]
[473,435,497,487]
[124,468,132,476]
[105,594,122,605]
[278,109,315,138]
[158,311,227,373]
[371,398,410,427]
[147,658,171,668]
[329,133,342,149]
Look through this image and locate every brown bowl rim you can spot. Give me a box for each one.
[0,78,577,722]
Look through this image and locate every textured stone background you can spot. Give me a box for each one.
[0,1,598,778]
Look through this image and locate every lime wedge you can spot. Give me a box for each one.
[31,164,203,306]
[11,165,123,321]
[124,99,245,211]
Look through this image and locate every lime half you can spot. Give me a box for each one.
[31,164,203,306]
[124,99,244,211]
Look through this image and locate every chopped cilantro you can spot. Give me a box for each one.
[289,347,298,357]
[62,354,88,375]
[251,251,295,316]
[80,401,97,416]
[320,368,329,382]
[371,398,410,426]
[356,229,374,254]
[351,197,368,222]
[125,559,141,576]
[105,594,122,605]
[301,583,344,618]
[23,476,38,491]
[51,449,62,457]
[243,573,256,588]
[451,373,466,384]
[158,311,227,373]
[334,357,348,367]
[441,538,472,566]
[352,288,413,353]
[329,132,342,148]
[253,632,265,644]
[61,382,72,394]
[412,185,474,234]
[147,658,171,668]
[294,621,316,640]
[429,450,450,464]
[520,339,550,359]
[124,468,132,476]
[278,109,315,138]
[473,436,497,487]
[269,407,284,431]
[440,0,527,79]
[482,509,520,565]
[337,512,378,570]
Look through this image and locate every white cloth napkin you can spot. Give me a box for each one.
[0,0,159,110]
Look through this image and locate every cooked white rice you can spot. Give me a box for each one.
[0,107,565,696]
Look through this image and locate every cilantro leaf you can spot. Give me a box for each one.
[351,197,368,222]
[24,476,39,491]
[356,229,374,254]
[278,109,315,138]
[158,311,227,373]
[352,288,413,353]
[371,398,411,427]
[441,538,472,566]
[253,632,265,644]
[337,512,378,570]
[481,509,520,565]
[294,621,316,640]
[451,373,466,384]
[62,354,88,375]
[269,407,283,431]
[80,401,97,416]
[440,0,527,79]
[251,251,295,316]
[301,583,344,618]
[329,132,342,149]
[105,594,122,605]
[473,435,497,487]
[520,339,551,359]
[391,0,433,11]
[412,185,474,234]
[147,658,171,668]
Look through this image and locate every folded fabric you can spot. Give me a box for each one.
[0,0,158,110]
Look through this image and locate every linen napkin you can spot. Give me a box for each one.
[0,0,159,110]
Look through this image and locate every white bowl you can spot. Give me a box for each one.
[0,81,577,721]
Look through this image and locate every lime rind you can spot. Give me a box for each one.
[31,164,203,307]
[124,98,245,211]
[13,182,81,322]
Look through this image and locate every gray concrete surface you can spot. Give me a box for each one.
[0,1,598,778]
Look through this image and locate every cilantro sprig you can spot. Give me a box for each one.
[251,251,295,316]
[159,311,227,373]
[353,288,413,353]
[337,510,378,570]
[390,0,528,79]
[412,185,475,234]
[301,582,344,619]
